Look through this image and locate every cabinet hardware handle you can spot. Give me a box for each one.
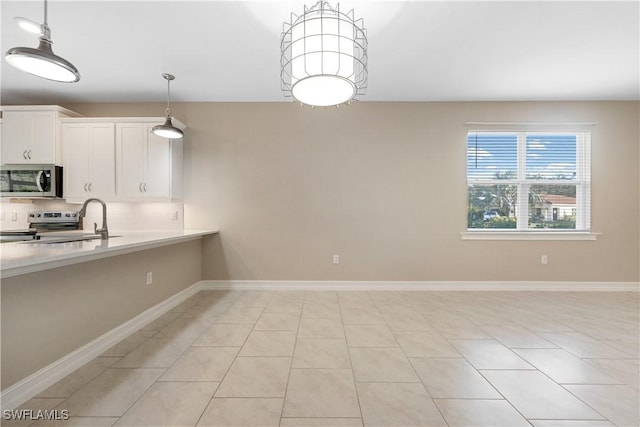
[88,183,92,192]
[23,150,27,159]
[27,150,32,159]
[143,183,147,192]
[138,183,143,192]
[83,183,88,192]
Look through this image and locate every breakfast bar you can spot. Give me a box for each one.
[1,229,217,278]
[1,230,217,398]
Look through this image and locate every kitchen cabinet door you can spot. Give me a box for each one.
[62,123,116,201]
[144,124,171,198]
[115,122,176,200]
[116,123,147,198]
[30,113,57,163]
[62,125,90,198]
[90,125,116,197]
[1,112,26,162]
[1,111,57,164]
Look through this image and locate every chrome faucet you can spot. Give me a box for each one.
[78,198,109,239]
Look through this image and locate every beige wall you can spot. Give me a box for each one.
[66,101,640,283]
[1,240,202,389]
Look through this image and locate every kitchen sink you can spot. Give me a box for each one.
[0,229,38,243]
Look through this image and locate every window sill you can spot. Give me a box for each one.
[461,231,599,241]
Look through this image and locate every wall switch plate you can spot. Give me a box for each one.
[541,255,548,265]
[146,272,153,285]
[333,255,340,264]
[11,212,18,221]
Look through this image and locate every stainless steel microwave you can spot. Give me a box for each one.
[0,164,63,198]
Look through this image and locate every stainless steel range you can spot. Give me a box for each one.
[0,210,81,243]
[28,210,80,232]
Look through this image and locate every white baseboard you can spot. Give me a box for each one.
[201,280,640,292]
[0,281,203,411]
[3,278,638,409]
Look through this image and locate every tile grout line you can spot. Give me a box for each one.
[484,325,617,424]
[339,291,366,427]
[191,290,253,427]
[436,294,609,425]
[404,293,533,426]
[117,290,229,426]
[278,292,304,425]
[395,293,455,427]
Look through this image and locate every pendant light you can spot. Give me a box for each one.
[14,17,43,35]
[5,0,80,83]
[151,74,184,139]
[281,1,368,107]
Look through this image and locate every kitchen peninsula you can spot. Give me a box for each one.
[0,103,214,405]
[1,229,218,407]
[1,229,217,278]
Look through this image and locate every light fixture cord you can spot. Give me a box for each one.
[41,0,51,40]
[165,78,172,118]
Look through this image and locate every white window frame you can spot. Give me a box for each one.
[462,129,598,241]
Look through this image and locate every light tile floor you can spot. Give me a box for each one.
[10,290,640,427]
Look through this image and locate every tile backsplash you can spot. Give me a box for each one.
[0,200,184,231]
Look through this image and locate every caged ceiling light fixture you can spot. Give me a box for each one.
[281,1,368,107]
[151,73,184,139]
[5,0,80,83]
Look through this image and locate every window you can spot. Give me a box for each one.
[467,131,590,232]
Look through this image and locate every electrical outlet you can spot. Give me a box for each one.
[11,212,18,221]
[172,211,179,220]
[541,255,548,265]
[146,272,153,285]
[333,255,340,264]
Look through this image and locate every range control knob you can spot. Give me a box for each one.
[65,213,70,217]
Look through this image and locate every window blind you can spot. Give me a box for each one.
[467,131,591,231]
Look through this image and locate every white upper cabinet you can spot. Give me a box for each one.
[115,121,183,200]
[145,125,173,198]
[1,106,81,164]
[6,111,184,202]
[62,122,116,201]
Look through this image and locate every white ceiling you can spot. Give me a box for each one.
[1,1,638,104]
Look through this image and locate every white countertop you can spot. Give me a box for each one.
[0,230,218,278]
